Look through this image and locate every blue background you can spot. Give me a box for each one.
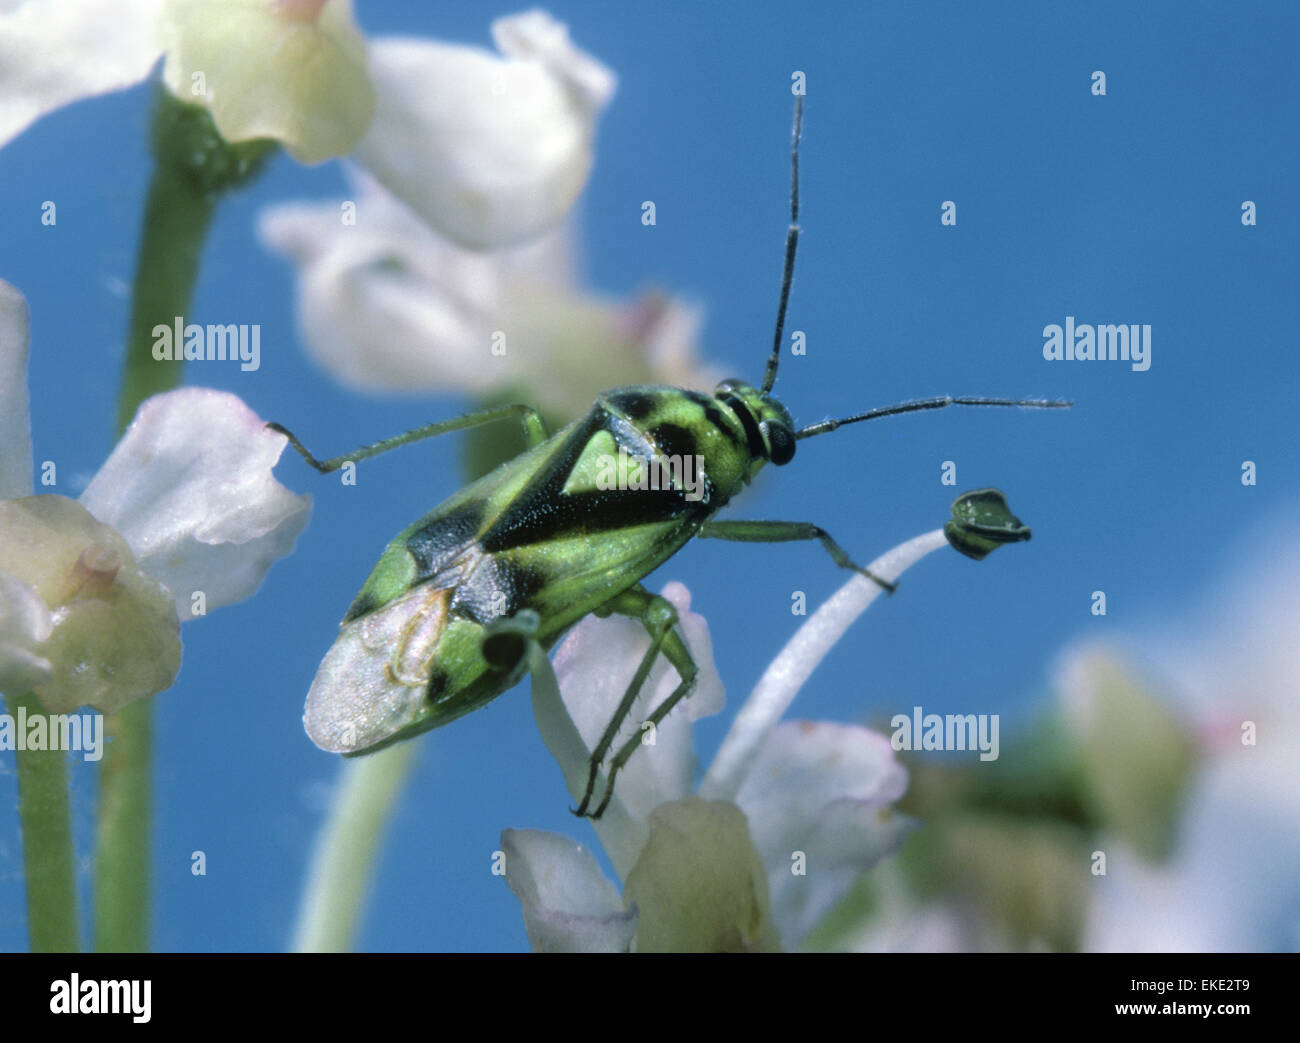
[1,1,1296,951]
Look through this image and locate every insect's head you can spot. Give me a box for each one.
[714,378,797,467]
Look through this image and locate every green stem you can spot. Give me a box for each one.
[93,700,151,952]
[6,692,79,952]
[291,742,421,952]
[114,157,216,432]
[115,88,276,432]
[98,86,276,953]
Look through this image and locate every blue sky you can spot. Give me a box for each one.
[1,1,1297,951]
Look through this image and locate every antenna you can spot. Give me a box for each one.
[760,94,803,395]
[795,396,1072,440]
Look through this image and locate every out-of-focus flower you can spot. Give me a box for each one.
[356,10,616,249]
[1080,529,1300,952]
[1,3,614,248]
[159,0,373,164]
[260,175,718,418]
[0,279,310,713]
[829,523,1300,953]
[0,0,372,163]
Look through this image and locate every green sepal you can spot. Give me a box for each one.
[944,488,1031,560]
[150,87,278,200]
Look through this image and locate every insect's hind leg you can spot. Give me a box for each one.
[699,519,897,593]
[268,403,549,474]
[575,585,698,819]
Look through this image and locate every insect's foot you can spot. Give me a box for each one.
[265,421,329,472]
[591,789,614,820]
[573,758,606,816]
[858,566,897,594]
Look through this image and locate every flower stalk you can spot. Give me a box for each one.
[99,86,274,953]
[291,742,420,952]
[6,692,79,952]
[701,528,949,803]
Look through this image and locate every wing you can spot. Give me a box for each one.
[303,580,453,753]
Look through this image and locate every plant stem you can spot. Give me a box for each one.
[7,692,79,952]
[98,86,275,952]
[291,742,421,952]
[701,529,949,802]
[93,700,151,951]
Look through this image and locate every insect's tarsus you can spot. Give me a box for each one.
[760,93,803,396]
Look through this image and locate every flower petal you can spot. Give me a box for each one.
[0,496,180,713]
[356,10,615,249]
[734,721,912,947]
[622,798,781,952]
[0,569,54,693]
[702,529,949,802]
[0,278,33,499]
[0,0,163,148]
[257,180,563,395]
[543,581,723,878]
[79,388,310,620]
[501,828,636,953]
[160,0,373,164]
[259,180,720,413]
[1056,647,1199,861]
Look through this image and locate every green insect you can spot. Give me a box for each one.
[272,96,1068,818]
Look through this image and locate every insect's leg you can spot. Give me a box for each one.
[575,586,697,818]
[589,626,696,820]
[698,519,898,593]
[268,403,549,474]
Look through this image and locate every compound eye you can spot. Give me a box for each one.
[763,422,796,466]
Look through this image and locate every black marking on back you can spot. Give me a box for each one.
[482,405,713,553]
[702,399,738,442]
[719,391,766,461]
[405,500,484,578]
[452,556,551,625]
[426,669,450,704]
[648,422,699,462]
[617,391,657,421]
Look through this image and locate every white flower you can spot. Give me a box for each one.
[0,3,614,248]
[505,530,952,952]
[1078,529,1300,952]
[159,0,373,164]
[0,0,372,163]
[357,10,615,249]
[0,278,310,712]
[258,174,718,416]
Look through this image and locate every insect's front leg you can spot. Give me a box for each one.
[576,585,699,819]
[698,519,898,593]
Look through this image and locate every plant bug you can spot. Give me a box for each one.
[271,96,1069,818]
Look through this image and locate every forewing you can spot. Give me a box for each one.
[304,582,450,753]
